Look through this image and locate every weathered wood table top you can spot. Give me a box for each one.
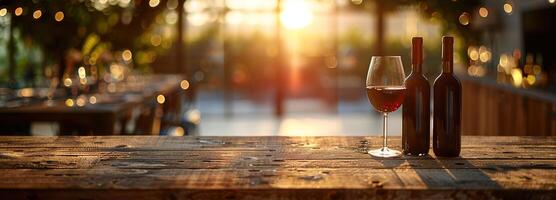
[0,136,554,199]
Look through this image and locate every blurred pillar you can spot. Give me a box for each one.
[375,0,385,55]
[330,1,339,113]
[222,7,232,118]
[274,0,285,117]
[7,14,16,88]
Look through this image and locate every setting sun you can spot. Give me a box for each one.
[280,1,313,29]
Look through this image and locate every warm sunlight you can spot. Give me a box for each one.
[280,0,313,29]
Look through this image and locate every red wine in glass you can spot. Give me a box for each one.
[366,86,406,113]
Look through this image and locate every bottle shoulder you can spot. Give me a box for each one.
[406,73,429,82]
[433,73,461,88]
[434,73,460,82]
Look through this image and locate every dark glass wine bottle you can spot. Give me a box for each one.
[403,37,430,156]
[433,36,462,157]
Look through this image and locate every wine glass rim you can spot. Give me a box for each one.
[371,56,401,59]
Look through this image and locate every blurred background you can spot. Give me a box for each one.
[0,0,555,136]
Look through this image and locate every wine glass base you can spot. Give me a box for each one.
[368,147,401,158]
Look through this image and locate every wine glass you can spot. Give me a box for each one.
[366,56,406,158]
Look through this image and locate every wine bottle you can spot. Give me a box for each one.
[403,37,430,156]
[433,36,462,157]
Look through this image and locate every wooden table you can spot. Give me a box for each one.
[0,136,554,199]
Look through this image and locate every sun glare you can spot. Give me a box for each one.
[280,1,313,29]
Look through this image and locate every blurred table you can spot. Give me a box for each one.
[0,136,554,199]
[0,75,183,135]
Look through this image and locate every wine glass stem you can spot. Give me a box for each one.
[382,112,388,149]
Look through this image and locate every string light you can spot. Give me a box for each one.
[503,3,513,14]
[550,0,556,4]
[122,49,132,61]
[14,7,23,16]
[63,78,73,87]
[76,96,87,107]
[156,94,165,104]
[479,7,488,18]
[33,10,42,19]
[55,11,64,22]
[65,99,75,107]
[78,66,86,79]
[458,12,470,26]
[0,8,7,17]
[89,96,97,104]
[149,0,160,7]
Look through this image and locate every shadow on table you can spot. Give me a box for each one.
[407,157,501,189]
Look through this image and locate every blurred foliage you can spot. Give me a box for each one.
[0,0,172,87]
[0,0,483,90]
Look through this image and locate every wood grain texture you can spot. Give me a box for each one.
[0,136,555,199]
[461,76,556,136]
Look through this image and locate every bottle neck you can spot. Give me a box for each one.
[441,37,453,74]
[411,37,423,75]
[442,60,453,74]
[412,63,422,74]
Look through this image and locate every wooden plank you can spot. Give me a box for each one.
[1,136,556,148]
[0,168,553,190]
[0,136,554,199]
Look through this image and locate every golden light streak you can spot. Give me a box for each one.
[280,1,313,29]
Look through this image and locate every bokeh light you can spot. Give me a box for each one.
[122,49,133,61]
[479,7,488,18]
[89,96,97,104]
[65,99,75,107]
[157,94,166,104]
[33,10,42,19]
[14,7,23,16]
[149,0,160,8]
[504,3,513,14]
[55,11,64,22]
[458,12,470,26]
